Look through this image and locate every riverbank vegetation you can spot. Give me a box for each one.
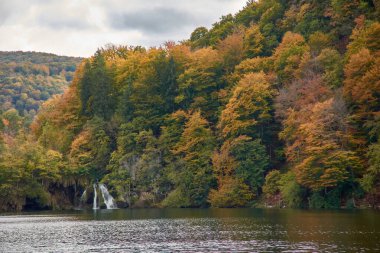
[0,0,379,211]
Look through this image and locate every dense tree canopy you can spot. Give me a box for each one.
[1,0,379,211]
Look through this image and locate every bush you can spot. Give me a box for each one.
[208,178,254,207]
[161,188,190,208]
[309,188,341,209]
[279,171,304,208]
[263,170,281,197]
[309,192,325,209]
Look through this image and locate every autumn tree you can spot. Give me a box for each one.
[69,117,112,180]
[273,32,310,84]
[344,22,380,148]
[175,48,222,122]
[243,24,264,58]
[163,111,215,207]
[219,72,275,139]
[217,32,244,73]
[209,135,268,207]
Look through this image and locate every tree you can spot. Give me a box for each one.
[208,177,253,207]
[69,117,111,180]
[190,27,209,49]
[343,22,380,169]
[0,133,68,211]
[279,171,304,208]
[308,32,332,56]
[360,141,380,205]
[89,51,116,120]
[316,48,343,88]
[217,32,244,73]
[273,32,310,84]
[263,170,281,199]
[79,60,92,116]
[1,109,22,136]
[284,98,362,191]
[231,137,269,192]
[175,48,222,122]
[243,24,264,58]
[163,111,215,207]
[219,72,275,139]
[210,135,268,207]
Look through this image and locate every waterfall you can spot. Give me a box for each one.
[93,184,98,210]
[99,183,117,209]
[80,189,87,202]
[78,189,87,208]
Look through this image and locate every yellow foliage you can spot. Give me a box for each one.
[208,177,254,207]
[219,72,274,138]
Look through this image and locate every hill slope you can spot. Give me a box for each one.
[0,51,82,121]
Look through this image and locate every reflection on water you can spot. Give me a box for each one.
[0,208,379,252]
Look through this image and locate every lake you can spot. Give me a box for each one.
[1,208,379,252]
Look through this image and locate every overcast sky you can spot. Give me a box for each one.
[0,0,247,57]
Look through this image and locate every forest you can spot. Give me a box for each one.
[0,0,379,211]
[0,51,81,126]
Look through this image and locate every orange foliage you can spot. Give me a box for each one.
[212,135,251,177]
[217,32,244,72]
[344,49,380,112]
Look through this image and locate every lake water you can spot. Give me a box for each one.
[1,208,379,252]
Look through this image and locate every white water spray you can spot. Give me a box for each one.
[80,189,87,202]
[99,183,117,209]
[93,184,98,210]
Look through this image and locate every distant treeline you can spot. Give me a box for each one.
[0,51,81,124]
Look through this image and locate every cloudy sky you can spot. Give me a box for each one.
[0,0,247,57]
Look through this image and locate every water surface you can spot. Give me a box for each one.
[1,208,379,252]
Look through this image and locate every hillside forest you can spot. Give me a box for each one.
[0,0,379,211]
[0,51,81,126]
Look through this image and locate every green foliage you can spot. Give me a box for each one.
[69,117,111,180]
[208,177,253,207]
[2,1,379,211]
[360,141,380,194]
[220,72,275,139]
[316,48,343,88]
[175,48,222,123]
[308,32,332,56]
[263,170,281,198]
[166,111,216,207]
[273,32,310,84]
[79,52,115,120]
[0,51,81,118]
[231,138,269,192]
[243,25,264,58]
[209,135,268,207]
[0,134,76,211]
[309,189,341,209]
[279,172,304,208]
[309,192,325,209]
[160,188,190,208]
[190,27,209,49]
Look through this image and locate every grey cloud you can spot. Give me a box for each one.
[0,0,247,56]
[0,3,10,24]
[0,0,53,25]
[109,7,195,34]
[37,13,92,30]
[0,2,22,25]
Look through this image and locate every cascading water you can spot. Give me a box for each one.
[99,184,117,209]
[93,184,98,210]
[80,189,87,202]
[77,189,87,209]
